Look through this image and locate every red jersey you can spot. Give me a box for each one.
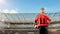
[35,13,51,27]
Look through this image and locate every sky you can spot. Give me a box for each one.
[0,0,60,13]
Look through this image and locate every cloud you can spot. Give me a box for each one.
[10,10,18,13]
[0,9,18,13]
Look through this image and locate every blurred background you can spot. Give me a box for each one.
[0,0,60,34]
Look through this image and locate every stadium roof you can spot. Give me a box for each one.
[0,13,60,23]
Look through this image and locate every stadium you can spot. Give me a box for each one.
[0,13,60,34]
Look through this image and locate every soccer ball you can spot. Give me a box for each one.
[34,25,38,28]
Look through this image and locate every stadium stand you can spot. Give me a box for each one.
[0,13,60,34]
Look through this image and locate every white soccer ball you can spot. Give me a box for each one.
[34,25,38,28]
